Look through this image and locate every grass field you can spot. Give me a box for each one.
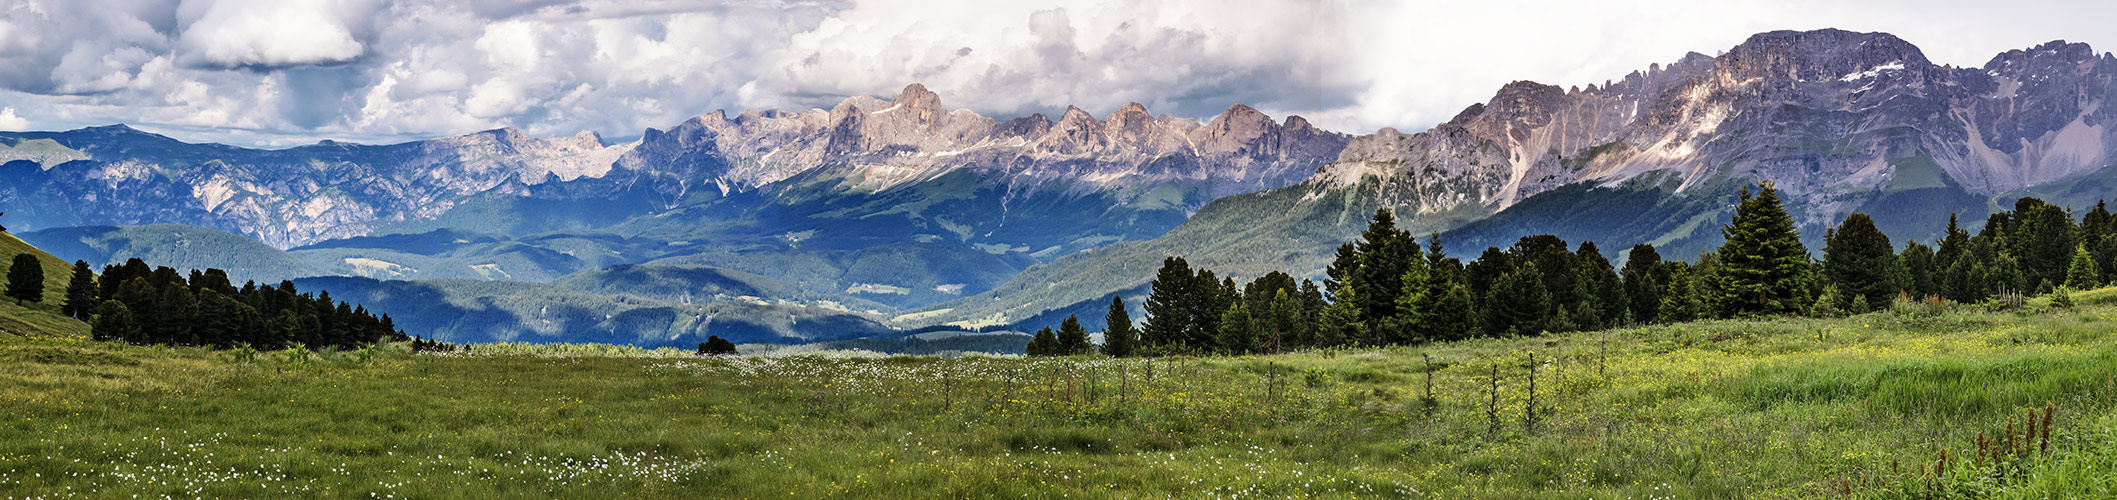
[4,296,2117,498]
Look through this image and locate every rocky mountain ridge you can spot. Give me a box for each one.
[924,29,2117,331]
[0,85,1349,250]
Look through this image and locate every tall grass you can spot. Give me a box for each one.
[2,298,2116,498]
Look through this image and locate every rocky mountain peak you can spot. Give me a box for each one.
[1985,40,2103,75]
[1718,29,1932,82]
[1195,103,1278,154]
[888,83,948,123]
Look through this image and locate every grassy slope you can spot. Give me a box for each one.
[4,294,2116,497]
[0,231,90,338]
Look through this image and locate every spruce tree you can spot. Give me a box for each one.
[1102,296,1138,357]
[1351,209,1420,326]
[2066,244,2101,290]
[1900,240,1937,299]
[1057,315,1091,355]
[2014,202,2075,293]
[1027,327,1058,356]
[1622,244,1664,324]
[1658,266,1701,323]
[1822,213,1902,312]
[1324,242,1359,302]
[1215,303,1256,355]
[1575,241,1625,330]
[1316,284,1361,347]
[6,253,43,305]
[155,285,198,345]
[1266,288,1305,352]
[1480,263,1550,337]
[61,260,96,319]
[1140,257,1193,349]
[1409,235,1473,341]
[91,300,139,343]
[1710,182,1813,317]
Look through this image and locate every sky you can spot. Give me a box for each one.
[0,0,2111,147]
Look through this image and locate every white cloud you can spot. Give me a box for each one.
[0,107,27,130]
[0,0,2109,147]
[175,0,376,68]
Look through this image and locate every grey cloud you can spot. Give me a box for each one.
[2,0,2106,149]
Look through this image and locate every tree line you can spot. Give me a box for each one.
[1031,182,2114,357]
[9,254,408,350]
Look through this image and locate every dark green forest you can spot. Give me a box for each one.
[1035,182,2117,357]
[15,255,408,350]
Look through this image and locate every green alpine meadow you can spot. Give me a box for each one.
[6,2,2117,498]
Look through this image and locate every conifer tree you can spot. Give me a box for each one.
[1710,182,1812,317]
[1575,241,1625,329]
[1812,284,1844,317]
[1406,235,1473,341]
[1141,257,1193,349]
[1822,213,1902,312]
[1900,240,1937,299]
[1316,284,1361,347]
[2014,202,2075,293]
[1057,315,1091,355]
[61,260,96,319]
[1026,327,1058,356]
[1481,263,1550,337]
[91,300,139,343]
[1658,266,1701,323]
[155,285,198,345]
[1101,296,1138,357]
[2066,243,2101,290]
[6,253,43,305]
[1324,242,1359,302]
[1215,302,1256,355]
[1622,244,1664,324]
[1266,288,1305,352]
[1351,209,1419,326]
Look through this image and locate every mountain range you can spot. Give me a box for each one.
[5,29,2114,344]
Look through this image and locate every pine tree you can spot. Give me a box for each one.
[2014,202,2075,293]
[1900,240,1937,299]
[1351,209,1420,327]
[1316,284,1361,347]
[1575,241,1625,330]
[1215,303,1256,355]
[1324,242,1359,302]
[1101,296,1138,357]
[155,285,198,345]
[61,260,97,319]
[1823,213,1903,312]
[1026,327,1058,356]
[1481,263,1550,337]
[1622,244,1664,324]
[1410,235,1474,341]
[1710,182,1813,317]
[1266,288,1304,352]
[1141,257,1193,349]
[6,253,43,305]
[91,300,139,343]
[2066,243,2101,290]
[1658,266,1701,323]
[1812,284,1844,317]
[1057,315,1091,355]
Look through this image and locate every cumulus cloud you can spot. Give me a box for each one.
[0,0,2109,147]
[175,0,378,68]
[0,107,27,130]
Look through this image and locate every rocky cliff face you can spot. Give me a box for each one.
[0,85,1350,250]
[925,29,2117,331]
[1323,30,2116,230]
